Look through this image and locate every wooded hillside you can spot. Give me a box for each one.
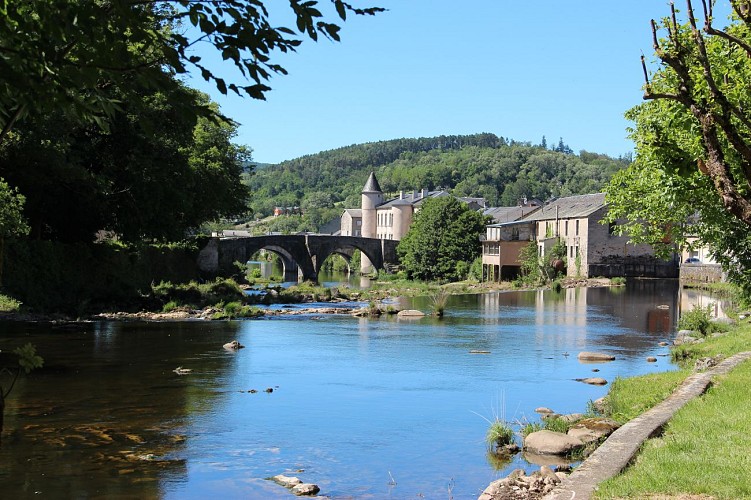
[247,133,631,217]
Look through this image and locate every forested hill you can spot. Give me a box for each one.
[247,133,631,217]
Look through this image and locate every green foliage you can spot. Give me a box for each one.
[542,416,570,434]
[0,1,383,143]
[3,239,202,313]
[486,419,515,450]
[611,277,626,286]
[0,178,28,238]
[248,134,630,217]
[0,293,21,312]
[161,300,181,313]
[521,422,543,438]
[517,241,543,285]
[152,278,246,309]
[1,85,250,243]
[13,343,44,374]
[677,306,713,337]
[211,301,262,320]
[455,260,470,281]
[468,257,483,281]
[605,4,751,294]
[397,197,486,282]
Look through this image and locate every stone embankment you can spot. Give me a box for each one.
[479,337,751,500]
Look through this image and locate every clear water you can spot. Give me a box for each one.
[0,280,698,499]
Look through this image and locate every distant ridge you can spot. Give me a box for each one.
[246,133,630,218]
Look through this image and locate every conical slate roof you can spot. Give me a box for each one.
[362,171,382,193]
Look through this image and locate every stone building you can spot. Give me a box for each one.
[340,209,362,236]
[352,171,486,273]
[482,193,676,280]
[481,205,540,280]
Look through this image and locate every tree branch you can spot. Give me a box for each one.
[686,0,751,180]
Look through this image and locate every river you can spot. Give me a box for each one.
[0,279,722,499]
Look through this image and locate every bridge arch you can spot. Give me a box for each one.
[249,245,300,281]
[197,235,399,282]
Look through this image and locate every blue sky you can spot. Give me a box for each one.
[185,1,725,164]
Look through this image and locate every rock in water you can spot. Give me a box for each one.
[271,475,302,488]
[397,309,425,318]
[576,377,608,385]
[223,340,245,350]
[577,351,615,362]
[291,483,320,496]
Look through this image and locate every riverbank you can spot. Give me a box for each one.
[480,309,751,499]
[0,276,623,323]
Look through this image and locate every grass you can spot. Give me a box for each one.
[210,301,263,320]
[430,288,449,317]
[604,370,689,423]
[542,416,572,434]
[593,321,751,498]
[596,361,751,499]
[520,421,543,438]
[486,419,514,450]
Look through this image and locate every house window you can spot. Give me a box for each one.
[564,221,568,236]
[575,220,580,236]
[511,227,519,241]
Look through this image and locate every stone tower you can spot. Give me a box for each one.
[360,171,383,273]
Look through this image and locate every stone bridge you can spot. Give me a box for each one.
[197,235,399,281]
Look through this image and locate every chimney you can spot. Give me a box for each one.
[400,190,404,199]
[421,188,429,198]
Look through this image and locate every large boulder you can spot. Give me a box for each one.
[524,430,583,455]
[577,351,615,362]
[567,417,620,444]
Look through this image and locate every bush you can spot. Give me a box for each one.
[0,293,22,312]
[678,305,713,336]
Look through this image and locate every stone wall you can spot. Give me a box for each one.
[680,263,724,284]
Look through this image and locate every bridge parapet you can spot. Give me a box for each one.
[197,235,399,281]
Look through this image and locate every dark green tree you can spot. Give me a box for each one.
[0,82,250,243]
[0,178,29,285]
[397,197,487,281]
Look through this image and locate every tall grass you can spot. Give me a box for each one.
[486,419,515,450]
[431,288,450,317]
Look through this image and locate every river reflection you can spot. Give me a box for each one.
[0,280,717,499]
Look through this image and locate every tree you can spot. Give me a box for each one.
[397,197,487,282]
[0,0,384,143]
[605,1,751,293]
[636,1,751,227]
[0,179,29,285]
[0,81,250,243]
